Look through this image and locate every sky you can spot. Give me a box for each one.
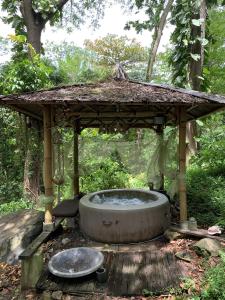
[0,3,173,62]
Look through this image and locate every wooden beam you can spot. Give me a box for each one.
[7,105,42,121]
[19,218,64,259]
[67,111,157,118]
[170,225,225,243]
[73,128,79,196]
[43,106,53,224]
[178,107,187,222]
[81,123,158,129]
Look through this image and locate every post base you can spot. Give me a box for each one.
[43,222,55,232]
[21,248,43,289]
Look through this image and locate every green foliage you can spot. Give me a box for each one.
[0,57,53,94]
[169,0,224,89]
[193,114,225,170]
[0,199,33,215]
[186,113,225,227]
[1,0,107,45]
[187,167,225,227]
[44,42,112,84]
[206,7,225,94]
[0,35,59,94]
[201,252,225,299]
[169,0,197,87]
[0,108,25,202]
[58,48,111,84]
[125,0,165,33]
[81,157,130,193]
[152,50,172,83]
[84,34,148,66]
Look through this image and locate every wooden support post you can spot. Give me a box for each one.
[73,129,79,196]
[158,127,164,191]
[43,106,53,225]
[178,107,187,222]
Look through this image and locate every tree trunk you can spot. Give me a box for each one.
[20,0,69,54]
[146,0,174,81]
[187,0,207,159]
[23,119,42,203]
[189,0,206,90]
[27,25,42,54]
[20,0,45,54]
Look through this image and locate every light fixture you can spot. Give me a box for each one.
[153,116,166,125]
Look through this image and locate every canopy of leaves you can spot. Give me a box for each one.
[125,0,165,33]
[169,0,225,89]
[84,34,148,66]
[205,6,225,94]
[44,41,112,84]
[0,35,61,94]
[1,0,107,49]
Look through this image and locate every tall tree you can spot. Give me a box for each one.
[125,0,173,81]
[1,0,106,53]
[189,0,207,90]
[170,0,224,89]
[170,0,224,157]
[84,34,148,78]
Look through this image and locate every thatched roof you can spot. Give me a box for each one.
[1,79,225,128]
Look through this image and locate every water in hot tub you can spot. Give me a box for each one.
[92,194,150,205]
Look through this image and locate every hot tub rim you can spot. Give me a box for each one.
[79,188,169,211]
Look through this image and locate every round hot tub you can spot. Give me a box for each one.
[79,189,170,243]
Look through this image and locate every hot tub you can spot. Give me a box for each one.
[79,189,170,243]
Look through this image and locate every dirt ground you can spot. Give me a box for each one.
[0,225,221,300]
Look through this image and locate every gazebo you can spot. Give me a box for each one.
[1,79,225,228]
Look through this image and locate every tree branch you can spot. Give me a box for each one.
[57,0,70,11]
[43,0,69,24]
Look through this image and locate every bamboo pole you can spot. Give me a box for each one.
[178,107,187,222]
[43,106,53,224]
[158,128,164,191]
[73,129,79,196]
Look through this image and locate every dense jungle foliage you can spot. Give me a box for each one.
[0,2,225,230]
[0,2,225,299]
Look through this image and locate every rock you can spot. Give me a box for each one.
[175,251,194,262]
[0,209,44,264]
[164,229,184,241]
[61,238,71,245]
[52,290,63,300]
[192,238,223,257]
[208,225,222,235]
[41,291,51,300]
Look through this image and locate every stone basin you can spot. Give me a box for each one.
[48,247,104,278]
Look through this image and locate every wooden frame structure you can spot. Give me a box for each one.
[1,79,225,226]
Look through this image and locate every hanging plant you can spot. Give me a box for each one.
[39,194,54,205]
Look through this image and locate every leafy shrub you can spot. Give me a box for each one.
[0,57,53,94]
[187,167,225,227]
[201,252,225,300]
[0,199,33,215]
[80,157,129,193]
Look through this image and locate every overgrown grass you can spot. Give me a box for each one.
[200,252,225,300]
[0,199,33,215]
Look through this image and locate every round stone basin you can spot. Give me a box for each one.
[48,247,104,278]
